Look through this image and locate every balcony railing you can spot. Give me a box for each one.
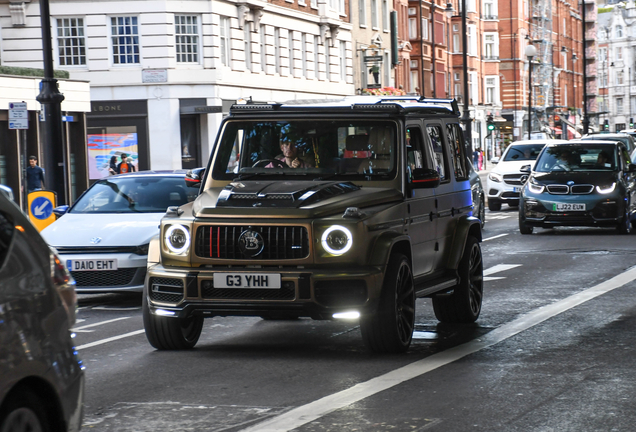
[483,14,498,20]
[482,55,499,61]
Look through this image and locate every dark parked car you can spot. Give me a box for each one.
[467,158,485,228]
[581,133,636,162]
[519,140,636,234]
[0,193,84,431]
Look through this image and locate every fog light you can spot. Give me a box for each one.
[333,311,360,319]
[155,309,176,316]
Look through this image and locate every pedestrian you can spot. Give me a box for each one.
[472,149,480,171]
[108,155,118,175]
[26,155,45,193]
[478,150,483,171]
[116,153,133,174]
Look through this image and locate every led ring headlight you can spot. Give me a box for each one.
[165,224,190,254]
[321,225,353,255]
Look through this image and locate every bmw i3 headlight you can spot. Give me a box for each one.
[528,179,545,194]
[321,225,353,255]
[596,183,616,194]
[165,224,191,255]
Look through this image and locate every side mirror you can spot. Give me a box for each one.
[53,205,69,217]
[520,165,531,173]
[411,168,440,189]
[185,167,206,188]
[491,157,500,164]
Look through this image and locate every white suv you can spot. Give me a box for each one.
[487,139,568,211]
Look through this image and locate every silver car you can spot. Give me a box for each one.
[0,193,84,431]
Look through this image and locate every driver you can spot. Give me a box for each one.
[267,137,311,168]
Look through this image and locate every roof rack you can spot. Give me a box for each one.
[367,97,460,116]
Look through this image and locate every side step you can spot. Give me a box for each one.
[414,273,458,298]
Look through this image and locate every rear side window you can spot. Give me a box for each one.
[446,123,468,181]
[427,125,447,182]
[0,211,14,270]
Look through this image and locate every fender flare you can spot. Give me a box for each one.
[446,215,482,270]
[369,231,412,267]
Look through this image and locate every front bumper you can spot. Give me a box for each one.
[487,179,522,202]
[60,253,147,293]
[145,263,385,319]
[521,195,624,227]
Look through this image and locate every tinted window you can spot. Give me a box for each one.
[446,123,468,180]
[0,211,14,269]
[503,144,545,161]
[535,144,618,172]
[70,177,197,214]
[427,125,447,181]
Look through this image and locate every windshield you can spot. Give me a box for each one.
[534,144,618,172]
[70,177,197,214]
[502,144,545,162]
[212,120,397,180]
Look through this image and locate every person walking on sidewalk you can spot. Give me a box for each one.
[26,155,45,193]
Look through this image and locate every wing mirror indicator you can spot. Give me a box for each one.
[411,168,441,189]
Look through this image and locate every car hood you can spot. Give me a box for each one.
[192,180,403,218]
[531,171,618,185]
[41,213,164,247]
[492,160,536,174]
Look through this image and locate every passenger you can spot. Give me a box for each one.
[596,151,611,167]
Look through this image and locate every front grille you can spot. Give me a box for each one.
[501,192,520,198]
[503,174,525,186]
[195,226,310,260]
[149,277,184,303]
[547,184,569,194]
[570,185,594,194]
[72,267,139,287]
[200,280,296,300]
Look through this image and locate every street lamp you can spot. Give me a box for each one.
[525,44,537,139]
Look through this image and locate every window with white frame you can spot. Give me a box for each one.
[469,71,478,103]
[453,34,460,53]
[616,25,624,38]
[371,0,378,28]
[599,47,607,62]
[244,25,252,71]
[325,42,331,81]
[422,18,429,41]
[56,18,86,66]
[484,0,496,18]
[484,33,497,58]
[287,31,293,75]
[410,70,419,93]
[382,0,389,32]
[600,70,607,88]
[616,46,623,60]
[314,35,320,79]
[468,24,477,56]
[359,0,367,26]
[339,40,346,81]
[410,60,417,68]
[631,96,636,115]
[408,7,416,15]
[339,0,345,14]
[311,0,317,8]
[302,33,308,77]
[260,25,267,72]
[219,17,231,67]
[617,97,624,114]
[485,76,498,104]
[617,70,624,85]
[111,16,139,64]
[175,15,199,63]
[467,0,476,12]
[275,28,281,74]
[408,18,417,39]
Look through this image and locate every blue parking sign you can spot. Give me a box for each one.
[30,196,53,220]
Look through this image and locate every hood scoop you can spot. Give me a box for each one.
[216,180,360,208]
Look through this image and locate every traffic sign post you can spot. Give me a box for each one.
[27,190,57,232]
[8,102,28,130]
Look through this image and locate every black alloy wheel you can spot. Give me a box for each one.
[617,205,632,235]
[519,209,534,235]
[0,389,50,432]
[143,294,204,350]
[360,253,415,353]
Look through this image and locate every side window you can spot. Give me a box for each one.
[446,123,468,180]
[0,211,14,270]
[426,125,447,182]
[406,126,425,181]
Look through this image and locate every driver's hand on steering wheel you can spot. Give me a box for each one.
[290,158,301,168]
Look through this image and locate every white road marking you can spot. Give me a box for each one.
[482,233,508,241]
[483,264,522,276]
[92,306,141,311]
[72,317,130,331]
[488,215,512,220]
[76,330,145,350]
[239,265,636,432]
[483,276,506,281]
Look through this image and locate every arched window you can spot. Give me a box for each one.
[616,25,624,38]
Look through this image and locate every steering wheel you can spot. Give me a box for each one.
[252,159,289,168]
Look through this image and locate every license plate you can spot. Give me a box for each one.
[66,259,118,272]
[214,273,281,289]
[553,203,586,211]
[513,187,520,193]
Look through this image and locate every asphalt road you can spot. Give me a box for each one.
[75,209,636,432]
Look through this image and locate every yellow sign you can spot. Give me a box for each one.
[27,190,57,232]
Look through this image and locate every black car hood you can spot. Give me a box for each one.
[532,171,618,184]
[192,180,403,218]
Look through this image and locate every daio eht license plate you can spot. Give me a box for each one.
[66,259,118,271]
[214,273,282,289]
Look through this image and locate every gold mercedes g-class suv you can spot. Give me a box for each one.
[143,96,483,353]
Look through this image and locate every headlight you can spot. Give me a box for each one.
[528,182,545,193]
[133,243,150,255]
[488,172,503,183]
[596,183,616,194]
[164,224,191,255]
[321,225,353,255]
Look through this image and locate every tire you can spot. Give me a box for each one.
[432,236,483,323]
[519,211,534,235]
[0,389,51,432]
[360,253,415,354]
[488,200,501,211]
[617,206,631,234]
[143,294,203,350]
[479,194,486,229]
